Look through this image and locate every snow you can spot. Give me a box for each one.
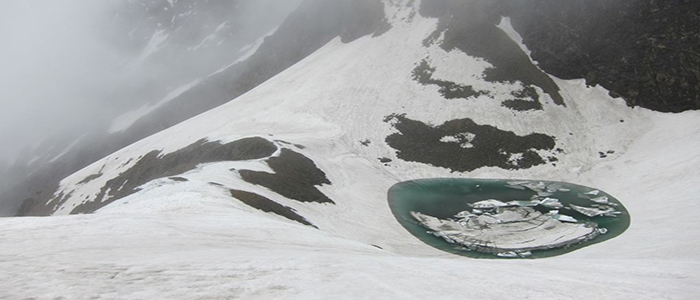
[212,26,279,75]
[48,135,85,163]
[497,17,534,61]
[134,29,168,64]
[2,1,699,298]
[186,21,228,51]
[108,80,201,133]
[109,25,279,134]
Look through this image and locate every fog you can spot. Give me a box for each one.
[0,0,300,163]
[0,1,123,160]
[0,0,301,215]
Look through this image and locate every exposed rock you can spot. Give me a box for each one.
[412,59,488,100]
[77,172,103,185]
[18,137,277,216]
[239,149,334,204]
[419,0,565,106]
[6,0,388,216]
[504,0,700,112]
[229,189,317,228]
[385,114,557,172]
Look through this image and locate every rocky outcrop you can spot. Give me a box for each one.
[17,137,277,216]
[229,189,317,228]
[239,149,334,204]
[384,114,557,172]
[421,0,699,112]
[505,0,700,112]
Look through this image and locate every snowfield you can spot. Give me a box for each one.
[2,1,699,299]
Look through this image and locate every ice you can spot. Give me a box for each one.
[545,183,563,192]
[570,204,617,217]
[497,252,519,258]
[507,200,539,207]
[590,196,609,204]
[507,181,530,186]
[470,199,508,209]
[411,208,598,255]
[539,197,564,209]
[455,210,473,218]
[550,211,578,223]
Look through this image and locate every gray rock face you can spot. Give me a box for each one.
[229,189,317,228]
[506,0,700,113]
[384,114,557,172]
[420,0,700,112]
[239,149,334,204]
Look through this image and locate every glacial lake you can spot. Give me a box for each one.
[388,178,630,259]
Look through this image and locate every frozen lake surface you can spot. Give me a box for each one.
[389,178,630,258]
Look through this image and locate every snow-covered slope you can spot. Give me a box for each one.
[3,0,699,298]
[0,0,300,217]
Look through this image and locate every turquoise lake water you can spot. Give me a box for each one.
[388,178,630,259]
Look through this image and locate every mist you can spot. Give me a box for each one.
[0,0,300,162]
[0,0,301,216]
[0,1,123,159]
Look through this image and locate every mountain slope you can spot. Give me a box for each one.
[3,0,699,299]
[3,0,386,217]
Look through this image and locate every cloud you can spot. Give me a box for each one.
[0,1,126,159]
[0,0,302,162]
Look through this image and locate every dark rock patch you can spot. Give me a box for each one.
[412,59,488,100]
[17,189,73,217]
[77,173,103,185]
[169,177,189,182]
[68,137,277,214]
[229,189,317,228]
[360,139,371,146]
[501,99,542,111]
[274,139,306,150]
[420,0,699,112]
[208,182,224,187]
[372,17,393,38]
[385,114,557,172]
[502,86,543,111]
[504,0,700,112]
[599,150,615,159]
[120,158,133,168]
[379,157,393,163]
[239,149,334,204]
[413,58,543,111]
[419,0,564,106]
